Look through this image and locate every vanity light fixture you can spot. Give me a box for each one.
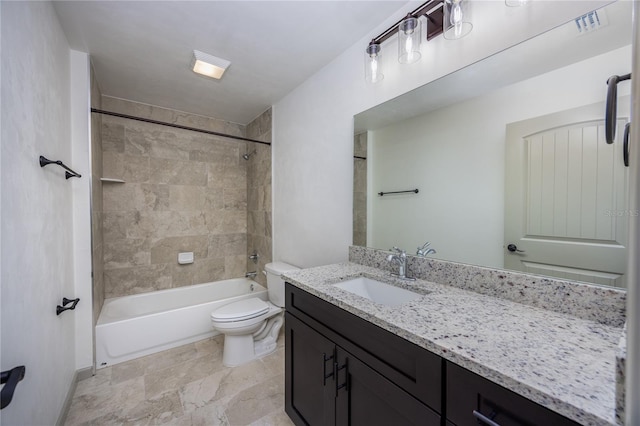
[443,0,473,40]
[364,0,444,84]
[398,14,421,64]
[191,50,230,80]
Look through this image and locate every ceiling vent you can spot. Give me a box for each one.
[574,9,608,35]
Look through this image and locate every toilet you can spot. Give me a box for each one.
[210,262,299,367]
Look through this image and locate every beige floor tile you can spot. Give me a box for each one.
[66,377,146,425]
[144,354,224,399]
[248,409,295,426]
[67,336,289,426]
[224,375,285,425]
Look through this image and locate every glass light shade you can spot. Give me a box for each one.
[364,42,384,84]
[505,0,528,6]
[443,0,473,40]
[398,16,421,64]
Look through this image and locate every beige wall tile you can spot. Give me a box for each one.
[104,238,150,269]
[192,258,226,285]
[150,235,209,265]
[104,264,172,298]
[209,234,247,258]
[150,158,208,186]
[100,98,269,298]
[103,151,150,183]
[224,255,247,279]
[103,183,169,212]
[169,185,206,211]
[102,122,124,153]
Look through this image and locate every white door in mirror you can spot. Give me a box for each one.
[505,101,629,288]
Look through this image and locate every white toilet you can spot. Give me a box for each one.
[210,262,299,367]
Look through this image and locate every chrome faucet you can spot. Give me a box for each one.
[386,247,415,281]
[245,271,257,279]
[416,241,437,257]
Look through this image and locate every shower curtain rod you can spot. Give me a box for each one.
[90,108,271,146]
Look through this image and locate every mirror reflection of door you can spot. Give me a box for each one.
[504,99,629,288]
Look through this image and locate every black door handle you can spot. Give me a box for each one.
[1,366,26,409]
[624,122,631,167]
[507,244,525,253]
[605,73,631,144]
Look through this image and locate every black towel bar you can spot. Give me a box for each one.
[39,156,81,179]
[378,189,419,196]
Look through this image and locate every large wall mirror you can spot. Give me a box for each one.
[353,1,632,289]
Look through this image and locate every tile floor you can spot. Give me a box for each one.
[65,334,294,425]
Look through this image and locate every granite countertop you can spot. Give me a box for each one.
[283,262,624,426]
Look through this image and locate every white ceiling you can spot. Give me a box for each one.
[53,0,408,125]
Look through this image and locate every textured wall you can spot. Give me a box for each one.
[0,2,76,423]
[353,132,367,247]
[245,108,272,286]
[91,63,104,322]
[101,97,248,298]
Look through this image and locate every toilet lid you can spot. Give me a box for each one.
[211,298,270,323]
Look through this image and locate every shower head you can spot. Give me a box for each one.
[242,150,256,160]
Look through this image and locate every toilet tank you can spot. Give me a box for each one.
[264,262,299,307]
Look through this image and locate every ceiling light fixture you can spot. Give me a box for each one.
[191,50,230,80]
[443,0,473,40]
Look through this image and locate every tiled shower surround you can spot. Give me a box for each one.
[91,65,104,324]
[245,109,272,287]
[353,132,367,247]
[100,97,272,298]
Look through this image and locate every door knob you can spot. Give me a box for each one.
[507,244,525,253]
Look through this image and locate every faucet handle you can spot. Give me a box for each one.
[391,246,406,254]
[417,242,435,257]
[418,242,431,251]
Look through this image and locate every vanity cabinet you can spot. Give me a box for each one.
[446,362,579,426]
[285,284,442,426]
[285,283,582,426]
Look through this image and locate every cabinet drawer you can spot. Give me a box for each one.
[446,362,579,426]
[286,283,442,412]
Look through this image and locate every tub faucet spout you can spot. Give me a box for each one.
[245,271,257,279]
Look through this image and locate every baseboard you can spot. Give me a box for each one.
[56,366,93,426]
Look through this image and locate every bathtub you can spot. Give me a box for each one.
[95,278,267,368]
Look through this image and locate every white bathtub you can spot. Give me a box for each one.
[95,278,267,368]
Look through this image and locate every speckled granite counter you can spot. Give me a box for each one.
[283,262,625,426]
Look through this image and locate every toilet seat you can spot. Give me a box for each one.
[210,298,270,323]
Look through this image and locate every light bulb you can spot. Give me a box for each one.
[370,56,379,83]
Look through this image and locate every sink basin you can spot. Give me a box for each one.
[333,277,422,307]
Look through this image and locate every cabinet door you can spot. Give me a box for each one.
[285,313,336,426]
[446,362,579,426]
[336,347,440,426]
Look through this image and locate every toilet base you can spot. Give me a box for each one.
[221,312,284,367]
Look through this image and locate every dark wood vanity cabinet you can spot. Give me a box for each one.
[285,284,441,426]
[446,362,580,426]
[285,283,581,426]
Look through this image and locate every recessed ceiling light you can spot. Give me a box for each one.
[191,50,230,80]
